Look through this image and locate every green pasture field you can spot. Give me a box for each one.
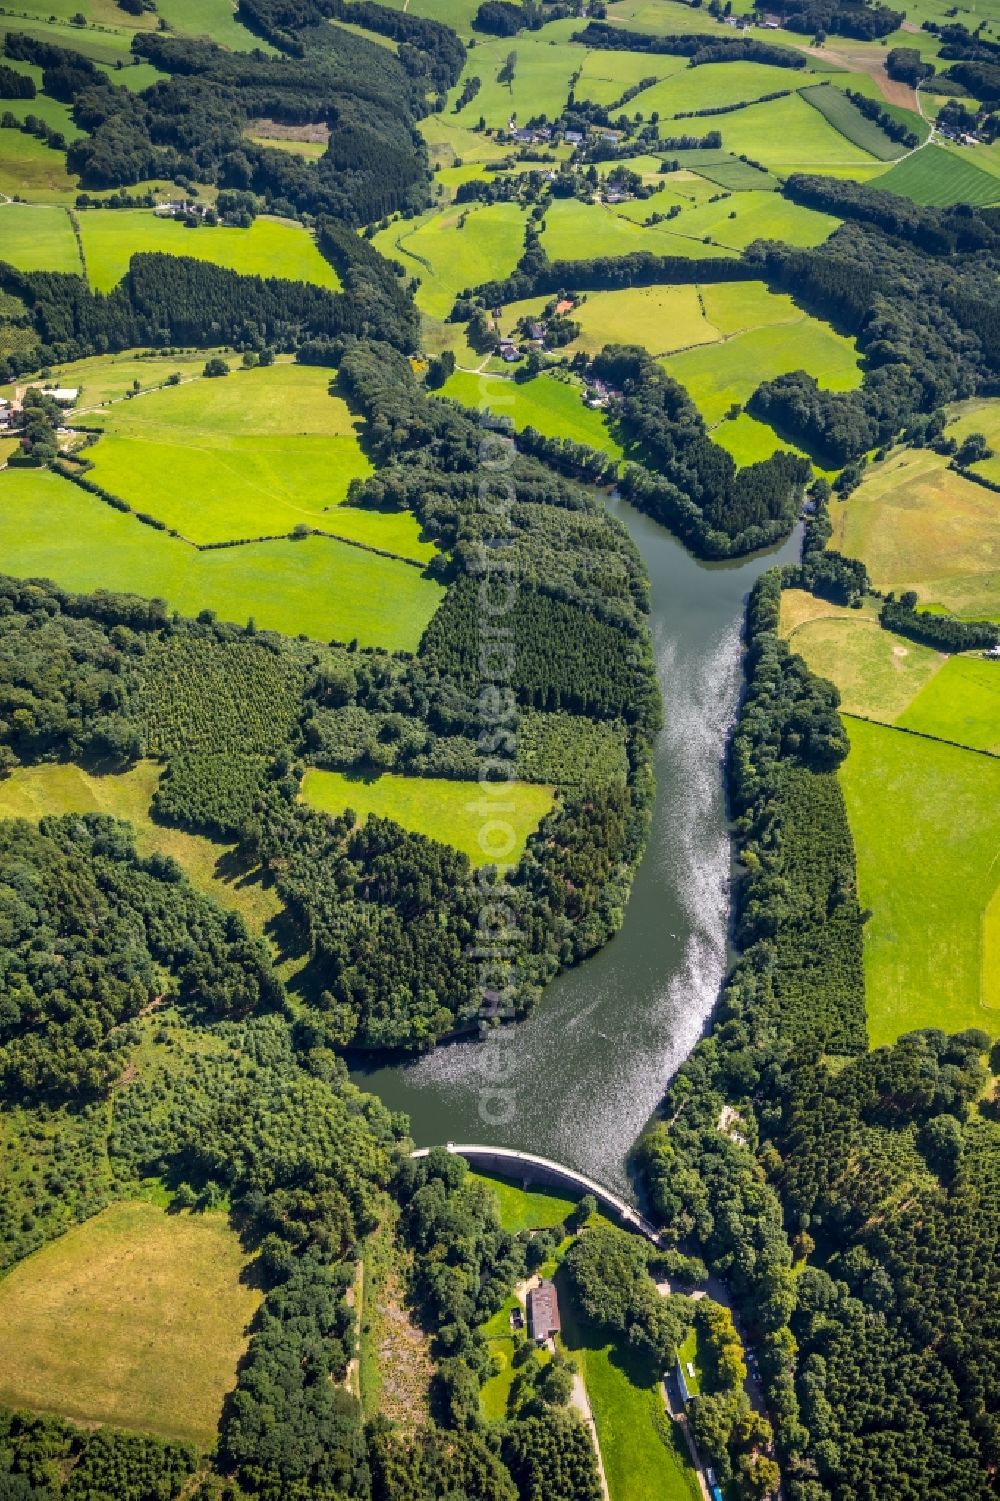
[479,1296,528,1421]
[103,60,168,90]
[540,198,730,261]
[700,279,803,333]
[570,285,719,357]
[664,314,861,425]
[24,349,214,406]
[826,73,930,144]
[0,205,82,274]
[898,657,1000,755]
[706,91,880,172]
[0,127,78,202]
[0,64,82,139]
[779,589,946,720]
[575,49,686,106]
[300,768,555,867]
[156,0,273,49]
[418,117,522,168]
[0,0,154,25]
[77,211,341,292]
[449,26,585,129]
[659,189,839,250]
[373,202,527,319]
[0,761,282,932]
[677,1327,706,1397]
[0,1201,262,1449]
[946,398,1000,485]
[559,1275,701,1501]
[828,448,1000,619]
[875,142,1000,205]
[840,716,1000,1044]
[469,1172,579,1233]
[0,467,443,650]
[631,60,816,119]
[380,0,484,37]
[440,370,624,457]
[689,157,777,191]
[78,362,435,558]
[712,411,802,467]
[0,13,136,64]
[800,83,908,160]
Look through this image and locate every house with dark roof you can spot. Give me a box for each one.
[526,1279,561,1342]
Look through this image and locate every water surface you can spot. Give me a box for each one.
[353,502,801,1192]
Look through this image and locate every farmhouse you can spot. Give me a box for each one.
[41,387,79,406]
[526,1279,561,1342]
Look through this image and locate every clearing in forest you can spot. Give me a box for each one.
[0,1201,262,1449]
[839,716,1000,1045]
[0,125,78,202]
[81,363,434,561]
[77,210,340,292]
[828,447,1000,619]
[0,761,283,932]
[0,466,443,650]
[300,768,555,867]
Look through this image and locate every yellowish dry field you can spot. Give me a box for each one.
[0,1201,262,1448]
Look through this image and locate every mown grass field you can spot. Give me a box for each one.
[574,48,685,105]
[898,657,1000,754]
[711,411,798,467]
[0,760,283,932]
[0,204,81,274]
[373,202,527,319]
[664,314,862,424]
[418,116,522,168]
[301,768,555,867]
[558,1274,700,1501]
[80,363,438,559]
[78,210,340,292]
[829,448,1000,618]
[0,467,443,649]
[0,1201,262,1449]
[840,716,1000,1044]
[800,82,908,160]
[780,589,945,720]
[875,142,1000,206]
[440,370,624,456]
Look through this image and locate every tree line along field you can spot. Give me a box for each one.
[0,466,444,650]
[946,398,1000,485]
[0,1200,262,1449]
[0,204,82,275]
[3,348,213,407]
[300,767,556,868]
[828,447,1000,618]
[76,211,341,292]
[78,361,436,562]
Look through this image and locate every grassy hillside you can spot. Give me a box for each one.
[0,1201,262,1449]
